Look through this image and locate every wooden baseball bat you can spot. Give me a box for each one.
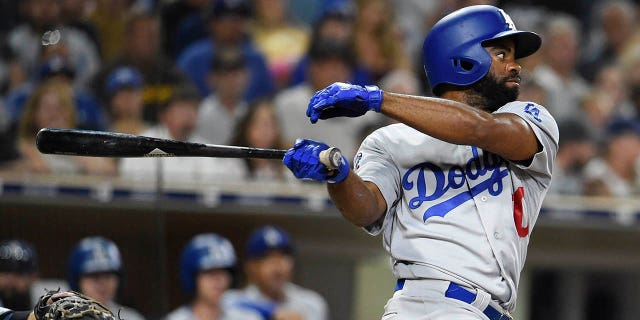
[35,128,342,170]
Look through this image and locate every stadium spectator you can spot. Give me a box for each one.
[388,0,438,62]
[165,233,262,320]
[582,65,633,134]
[0,40,27,95]
[68,236,145,320]
[0,240,38,310]
[104,66,148,135]
[88,0,132,62]
[177,0,274,101]
[7,0,100,90]
[581,91,615,137]
[548,120,597,196]
[195,48,249,145]
[275,37,381,160]
[230,99,290,182]
[353,0,411,82]
[93,12,186,123]
[17,79,115,175]
[59,0,101,54]
[533,14,590,124]
[228,226,328,320]
[580,1,640,82]
[309,4,354,43]
[251,0,310,87]
[5,54,107,131]
[119,87,245,185]
[160,0,211,59]
[594,65,632,115]
[288,6,373,87]
[583,118,640,197]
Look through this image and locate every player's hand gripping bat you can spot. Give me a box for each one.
[35,128,343,170]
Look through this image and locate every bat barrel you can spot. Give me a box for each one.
[36,128,135,157]
[36,128,287,159]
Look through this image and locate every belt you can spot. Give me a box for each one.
[395,279,511,320]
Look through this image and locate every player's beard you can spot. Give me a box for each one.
[468,72,520,112]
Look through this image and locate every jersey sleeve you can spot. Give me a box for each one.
[353,129,401,235]
[494,101,559,182]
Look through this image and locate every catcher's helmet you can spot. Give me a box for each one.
[0,239,38,273]
[423,5,541,94]
[180,233,236,293]
[67,237,122,291]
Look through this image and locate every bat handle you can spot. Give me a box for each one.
[319,147,343,171]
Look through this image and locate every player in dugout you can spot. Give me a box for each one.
[283,5,557,320]
[165,233,262,320]
[226,225,327,320]
[67,236,145,320]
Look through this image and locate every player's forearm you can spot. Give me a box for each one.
[380,92,494,145]
[379,92,537,160]
[327,172,386,227]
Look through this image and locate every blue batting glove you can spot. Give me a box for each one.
[307,82,383,124]
[282,139,350,183]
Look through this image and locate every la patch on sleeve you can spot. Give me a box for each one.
[524,103,542,122]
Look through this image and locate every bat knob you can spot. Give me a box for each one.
[319,147,343,170]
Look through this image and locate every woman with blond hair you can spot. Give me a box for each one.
[18,79,116,175]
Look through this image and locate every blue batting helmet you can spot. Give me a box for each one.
[423,5,541,94]
[180,233,236,293]
[67,237,122,291]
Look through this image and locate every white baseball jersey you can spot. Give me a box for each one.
[354,101,558,312]
[226,283,328,320]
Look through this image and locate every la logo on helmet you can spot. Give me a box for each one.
[498,9,516,30]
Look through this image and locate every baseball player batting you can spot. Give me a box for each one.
[282,5,558,320]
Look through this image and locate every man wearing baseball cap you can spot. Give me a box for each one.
[195,47,250,145]
[177,0,273,101]
[228,226,327,320]
[104,66,148,135]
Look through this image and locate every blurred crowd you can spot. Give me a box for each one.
[0,226,327,320]
[1,0,640,197]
